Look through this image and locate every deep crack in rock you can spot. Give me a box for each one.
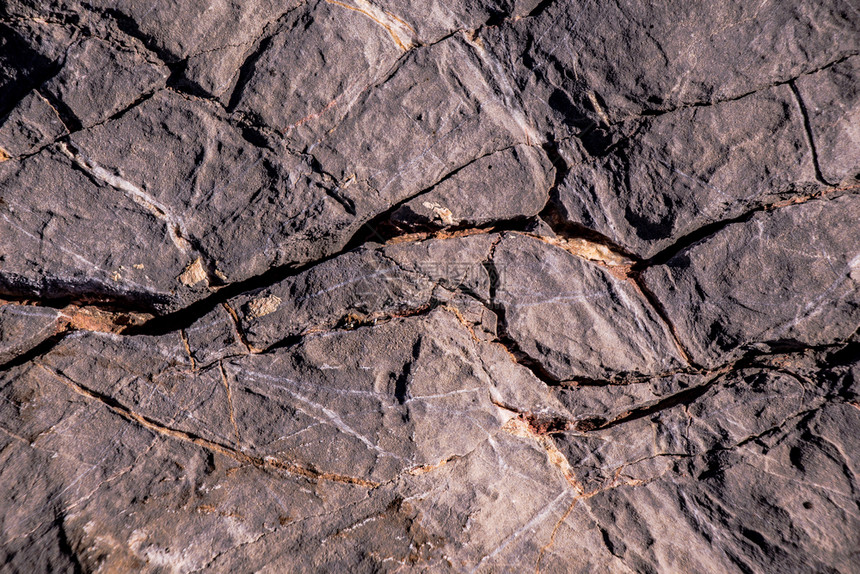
[1,1,858,572]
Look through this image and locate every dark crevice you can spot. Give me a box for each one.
[559,367,701,387]
[91,88,161,128]
[0,331,69,374]
[0,22,65,118]
[573,338,860,433]
[223,3,311,113]
[628,270,699,369]
[394,337,421,404]
[634,189,853,269]
[122,251,354,337]
[482,245,561,387]
[564,338,855,390]
[3,199,542,340]
[0,273,170,315]
[1,87,162,163]
[541,206,640,261]
[538,137,635,254]
[163,58,191,90]
[537,137,639,259]
[788,80,833,186]
[341,173,537,251]
[38,89,82,132]
[630,52,859,123]
[377,146,514,232]
[258,334,304,355]
[349,212,535,249]
[526,0,558,19]
[54,515,84,574]
[123,216,463,339]
[0,290,141,313]
[225,31,277,111]
[482,9,510,27]
[78,4,179,64]
[324,186,357,216]
[539,137,570,204]
[638,209,761,268]
[3,183,853,360]
[596,379,718,431]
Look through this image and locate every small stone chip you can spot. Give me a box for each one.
[423,201,455,225]
[178,257,207,286]
[246,294,282,319]
[850,255,860,282]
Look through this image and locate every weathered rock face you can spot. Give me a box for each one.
[0,0,858,572]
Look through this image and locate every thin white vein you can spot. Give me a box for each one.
[1,305,60,320]
[0,211,157,293]
[2,211,102,273]
[296,265,399,302]
[506,289,612,310]
[377,105,470,194]
[58,142,193,254]
[238,366,388,399]
[29,379,163,523]
[469,490,571,573]
[465,37,540,144]
[404,387,481,403]
[237,366,407,461]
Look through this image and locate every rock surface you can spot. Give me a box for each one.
[0,0,858,572]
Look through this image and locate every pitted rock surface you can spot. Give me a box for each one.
[1,1,858,572]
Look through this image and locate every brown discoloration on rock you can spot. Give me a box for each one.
[60,306,152,334]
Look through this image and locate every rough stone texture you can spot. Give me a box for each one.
[643,194,860,369]
[0,90,67,157]
[794,55,860,186]
[551,85,820,258]
[493,232,685,382]
[41,37,169,129]
[391,144,554,229]
[0,302,62,364]
[1,1,858,572]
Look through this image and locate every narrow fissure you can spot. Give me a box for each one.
[788,80,833,186]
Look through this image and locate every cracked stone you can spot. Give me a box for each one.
[230,0,403,147]
[0,1,858,572]
[493,232,686,382]
[0,302,63,365]
[231,232,498,350]
[41,37,170,129]
[0,91,68,158]
[552,85,820,259]
[391,144,554,229]
[642,194,860,369]
[794,55,860,185]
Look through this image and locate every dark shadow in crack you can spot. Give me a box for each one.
[0,22,60,118]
